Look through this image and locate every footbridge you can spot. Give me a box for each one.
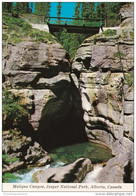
[45,17,104,34]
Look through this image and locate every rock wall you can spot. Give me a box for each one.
[2,3,134,182]
[3,40,87,153]
[71,3,134,183]
[33,158,92,183]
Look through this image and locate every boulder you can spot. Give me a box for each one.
[33,158,92,183]
[4,42,70,74]
[2,129,50,173]
[3,161,24,174]
[36,156,51,167]
[120,3,134,20]
[97,148,134,183]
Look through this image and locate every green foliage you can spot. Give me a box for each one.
[125,72,134,87]
[2,155,8,160]
[102,29,117,36]
[2,154,22,182]
[96,2,107,21]
[2,154,19,164]
[11,2,30,17]
[2,13,56,44]
[80,2,129,27]
[113,51,125,59]
[73,2,81,19]
[35,2,50,17]
[2,34,8,40]
[21,14,45,24]
[130,30,134,39]
[6,157,20,163]
[54,29,89,61]
[82,2,97,20]
[57,3,62,18]
[3,173,22,183]
[2,2,12,12]
[2,89,28,127]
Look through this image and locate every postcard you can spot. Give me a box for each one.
[2,1,134,194]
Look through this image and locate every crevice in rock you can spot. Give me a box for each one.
[123,161,133,183]
[72,69,81,79]
[83,57,91,70]
[38,77,88,151]
[89,126,117,141]
[61,159,85,182]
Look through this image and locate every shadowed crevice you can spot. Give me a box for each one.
[38,78,87,151]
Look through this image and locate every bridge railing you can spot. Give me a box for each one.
[45,17,104,27]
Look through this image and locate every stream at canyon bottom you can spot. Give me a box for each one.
[8,142,112,183]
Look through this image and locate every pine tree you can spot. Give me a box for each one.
[2,2,12,12]
[96,3,107,24]
[57,2,62,24]
[11,3,30,17]
[57,2,62,18]
[81,2,96,21]
[35,2,50,17]
[73,2,81,19]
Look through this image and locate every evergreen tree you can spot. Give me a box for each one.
[81,2,96,21]
[57,2,62,24]
[57,3,62,18]
[73,2,81,19]
[96,2,107,25]
[11,3,30,17]
[2,2,12,12]
[35,2,50,17]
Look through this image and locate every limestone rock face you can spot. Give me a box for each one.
[120,3,134,20]
[3,39,87,153]
[4,41,70,71]
[72,3,134,183]
[33,158,92,183]
[2,129,49,173]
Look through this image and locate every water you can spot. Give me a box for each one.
[82,164,103,183]
[9,162,65,183]
[49,142,112,164]
[8,142,112,183]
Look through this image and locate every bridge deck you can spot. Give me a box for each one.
[46,17,103,34]
[48,20,103,27]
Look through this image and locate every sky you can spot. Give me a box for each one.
[50,2,76,18]
[30,2,76,18]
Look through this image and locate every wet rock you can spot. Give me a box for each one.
[3,161,24,174]
[24,142,48,165]
[36,156,51,167]
[2,129,49,173]
[97,148,134,183]
[33,158,92,183]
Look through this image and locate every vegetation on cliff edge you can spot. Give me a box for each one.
[2,12,57,44]
[2,89,29,129]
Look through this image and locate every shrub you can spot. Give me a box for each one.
[113,51,125,59]
[2,154,22,182]
[125,72,134,87]
[2,13,56,44]
[102,29,117,36]
[2,173,22,182]
[2,89,28,128]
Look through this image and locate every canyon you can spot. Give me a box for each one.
[2,3,134,183]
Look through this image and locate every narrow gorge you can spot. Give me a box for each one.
[2,3,134,183]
